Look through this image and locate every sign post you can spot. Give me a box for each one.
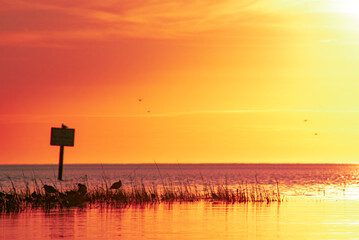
[50,124,75,180]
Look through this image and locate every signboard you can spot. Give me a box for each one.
[50,128,75,146]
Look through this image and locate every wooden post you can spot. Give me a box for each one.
[58,124,67,181]
[58,145,64,180]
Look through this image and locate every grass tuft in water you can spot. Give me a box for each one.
[0,176,283,213]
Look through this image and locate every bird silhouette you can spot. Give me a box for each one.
[110,180,122,190]
[44,185,57,194]
[31,191,39,199]
[78,183,87,195]
[138,99,143,102]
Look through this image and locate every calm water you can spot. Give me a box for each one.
[1,164,359,197]
[2,164,359,239]
[2,200,359,239]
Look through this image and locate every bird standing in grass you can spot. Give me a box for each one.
[78,183,87,195]
[110,180,122,190]
[31,191,39,199]
[44,185,57,194]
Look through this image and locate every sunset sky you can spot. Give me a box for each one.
[2,0,359,164]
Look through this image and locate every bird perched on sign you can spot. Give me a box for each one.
[110,180,122,190]
[44,185,57,194]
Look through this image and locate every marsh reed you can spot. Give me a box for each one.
[0,176,283,213]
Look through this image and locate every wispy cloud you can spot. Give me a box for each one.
[2,109,359,122]
[136,109,359,118]
[0,0,314,46]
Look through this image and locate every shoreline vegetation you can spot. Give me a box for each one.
[0,176,283,213]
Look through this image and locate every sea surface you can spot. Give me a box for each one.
[1,164,359,198]
[2,164,359,239]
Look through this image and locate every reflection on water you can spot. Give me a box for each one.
[2,200,359,240]
[2,165,359,239]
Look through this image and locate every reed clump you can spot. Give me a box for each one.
[0,177,283,213]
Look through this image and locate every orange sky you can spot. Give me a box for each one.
[2,0,359,164]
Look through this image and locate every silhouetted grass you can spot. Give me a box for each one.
[0,176,283,213]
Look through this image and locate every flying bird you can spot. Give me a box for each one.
[138,99,143,102]
[314,133,318,135]
[304,119,308,122]
[110,180,122,190]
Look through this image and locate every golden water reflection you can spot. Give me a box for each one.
[2,199,359,239]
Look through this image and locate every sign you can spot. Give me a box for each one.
[51,128,75,146]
